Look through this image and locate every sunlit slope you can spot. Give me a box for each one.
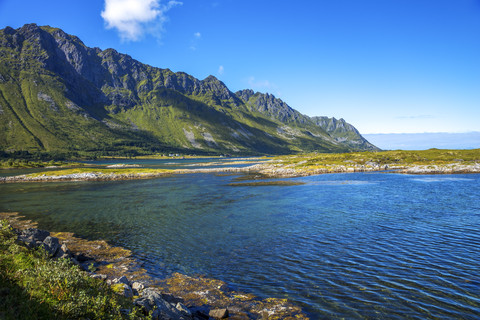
[0,24,378,155]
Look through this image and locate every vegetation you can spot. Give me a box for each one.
[0,24,375,157]
[26,167,172,178]
[0,221,144,320]
[0,159,75,169]
[272,149,480,171]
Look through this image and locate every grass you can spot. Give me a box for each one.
[26,167,173,178]
[0,221,145,319]
[0,159,80,169]
[272,149,480,171]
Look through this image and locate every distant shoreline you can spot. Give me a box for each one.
[2,161,480,184]
[1,149,479,183]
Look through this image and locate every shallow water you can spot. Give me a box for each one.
[1,169,479,319]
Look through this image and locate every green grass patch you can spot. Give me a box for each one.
[0,159,82,169]
[27,167,173,178]
[272,149,480,170]
[0,221,144,319]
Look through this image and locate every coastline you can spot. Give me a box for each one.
[1,161,479,184]
[1,212,308,319]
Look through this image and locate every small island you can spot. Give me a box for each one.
[2,149,479,184]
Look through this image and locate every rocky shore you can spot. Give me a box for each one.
[3,162,480,184]
[248,160,480,178]
[396,163,480,174]
[1,213,307,320]
[0,166,262,183]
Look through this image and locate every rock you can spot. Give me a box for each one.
[161,292,183,305]
[150,297,190,320]
[90,274,107,281]
[54,243,71,259]
[70,257,80,266]
[113,275,130,285]
[75,252,93,262]
[136,288,163,313]
[41,236,61,256]
[209,308,229,319]
[192,310,210,320]
[122,284,134,298]
[17,228,50,247]
[113,283,133,298]
[136,288,188,319]
[132,281,145,291]
[134,297,153,313]
[176,302,192,316]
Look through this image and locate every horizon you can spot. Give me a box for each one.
[364,132,480,150]
[1,1,479,137]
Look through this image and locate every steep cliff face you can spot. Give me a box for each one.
[0,24,378,156]
[311,116,375,150]
[237,90,378,151]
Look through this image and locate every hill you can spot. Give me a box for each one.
[0,24,378,157]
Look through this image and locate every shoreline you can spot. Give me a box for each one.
[1,161,480,184]
[2,150,479,183]
[1,212,308,319]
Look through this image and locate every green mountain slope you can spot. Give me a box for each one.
[0,24,378,156]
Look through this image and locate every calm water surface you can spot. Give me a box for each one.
[1,168,479,319]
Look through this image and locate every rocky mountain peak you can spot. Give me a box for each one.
[235,89,255,103]
[0,23,379,155]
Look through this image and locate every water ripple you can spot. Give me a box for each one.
[1,172,480,318]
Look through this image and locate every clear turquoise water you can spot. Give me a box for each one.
[1,170,479,319]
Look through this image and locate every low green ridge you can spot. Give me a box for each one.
[26,167,172,178]
[273,149,480,170]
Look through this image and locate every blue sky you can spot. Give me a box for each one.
[1,0,479,134]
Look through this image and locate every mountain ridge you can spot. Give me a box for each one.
[0,23,378,156]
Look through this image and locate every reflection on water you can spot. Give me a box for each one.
[1,171,479,319]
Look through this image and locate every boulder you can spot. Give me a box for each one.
[90,274,108,281]
[132,281,145,291]
[136,289,190,319]
[113,275,130,285]
[209,308,229,319]
[41,236,61,256]
[161,292,183,305]
[75,252,93,262]
[17,228,50,247]
[54,243,71,259]
[150,297,190,320]
[113,283,133,298]
[176,302,192,316]
[192,310,210,320]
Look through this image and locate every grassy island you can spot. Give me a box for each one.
[1,149,479,183]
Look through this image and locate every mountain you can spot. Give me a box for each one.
[0,24,378,157]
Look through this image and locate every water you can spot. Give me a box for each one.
[1,169,479,319]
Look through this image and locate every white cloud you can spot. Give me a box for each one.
[101,0,182,41]
[218,65,224,75]
[194,32,201,38]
